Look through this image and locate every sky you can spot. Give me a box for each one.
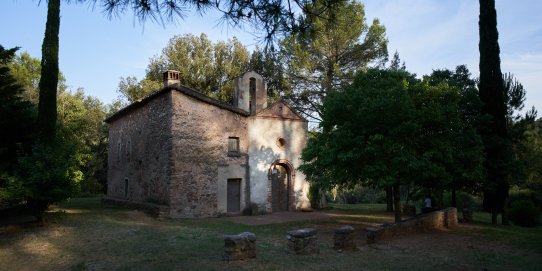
[1,0,541,113]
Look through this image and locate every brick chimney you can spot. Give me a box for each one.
[163,70,180,87]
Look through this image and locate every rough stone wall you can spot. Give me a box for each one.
[107,92,173,206]
[366,208,459,244]
[169,90,249,218]
[247,115,310,212]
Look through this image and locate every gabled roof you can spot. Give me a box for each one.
[105,85,250,123]
[255,99,308,122]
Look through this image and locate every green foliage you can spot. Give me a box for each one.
[57,89,108,194]
[18,140,81,210]
[0,45,37,207]
[248,46,289,101]
[117,76,161,103]
[508,200,540,227]
[424,66,486,196]
[6,50,108,200]
[300,68,488,221]
[140,33,250,103]
[37,0,61,144]
[441,191,476,211]
[282,0,388,121]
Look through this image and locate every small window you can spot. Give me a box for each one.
[228,137,240,154]
[277,137,286,148]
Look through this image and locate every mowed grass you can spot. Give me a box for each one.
[0,198,540,271]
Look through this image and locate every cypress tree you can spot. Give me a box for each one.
[37,0,60,144]
[478,0,509,225]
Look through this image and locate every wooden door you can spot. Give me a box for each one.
[227,179,241,212]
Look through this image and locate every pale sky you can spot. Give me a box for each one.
[1,0,541,113]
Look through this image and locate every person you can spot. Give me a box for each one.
[422,195,433,214]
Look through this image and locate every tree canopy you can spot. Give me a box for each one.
[282,0,388,122]
[300,68,488,222]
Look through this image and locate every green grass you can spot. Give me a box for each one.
[1,198,541,271]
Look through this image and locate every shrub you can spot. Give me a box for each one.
[442,191,476,211]
[508,200,540,227]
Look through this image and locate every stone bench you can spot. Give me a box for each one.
[366,207,458,244]
[334,225,356,251]
[223,232,256,261]
[286,228,319,255]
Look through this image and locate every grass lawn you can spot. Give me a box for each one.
[0,197,541,271]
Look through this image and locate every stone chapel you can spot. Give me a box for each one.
[104,71,310,218]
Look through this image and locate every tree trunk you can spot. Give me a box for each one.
[393,183,401,222]
[451,188,457,207]
[37,0,60,144]
[386,186,393,212]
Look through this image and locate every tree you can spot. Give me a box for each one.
[300,69,418,222]
[117,76,161,103]
[37,0,60,144]
[282,0,388,122]
[0,45,36,207]
[248,46,290,101]
[478,0,510,224]
[131,33,250,103]
[425,66,485,206]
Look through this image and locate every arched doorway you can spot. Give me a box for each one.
[268,160,295,212]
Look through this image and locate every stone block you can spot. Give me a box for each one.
[365,208,459,244]
[286,228,319,255]
[223,232,256,261]
[334,225,356,251]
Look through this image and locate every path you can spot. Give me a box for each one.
[223,210,335,225]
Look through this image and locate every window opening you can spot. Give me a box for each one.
[228,137,240,154]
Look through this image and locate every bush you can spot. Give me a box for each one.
[442,191,476,211]
[509,188,541,209]
[508,200,540,227]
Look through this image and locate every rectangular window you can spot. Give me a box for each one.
[228,137,240,154]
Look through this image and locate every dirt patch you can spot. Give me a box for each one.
[223,211,334,225]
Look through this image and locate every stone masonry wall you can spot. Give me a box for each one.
[107,91,173,206]
[169,90,249,218]
[366,207,458,244]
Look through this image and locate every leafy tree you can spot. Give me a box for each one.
[0,45,36,207]
[117,76,161,103]
[18,140,81,214]
[478,0,509,224]
[8,51,68,105]
[248,46,289,101]
[128,33,250,103]
[425,66,485,206]
[282,0,388,122]
[57,89,108,194]
[300,69,418,222]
